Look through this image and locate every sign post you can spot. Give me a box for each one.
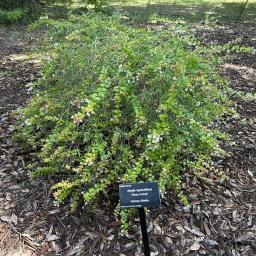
[138,207,150,256]
[119,182,160,256]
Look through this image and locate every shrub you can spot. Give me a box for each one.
[0,0,109,12]
[16,13,229,211]
[0,0,41,24]
[0,0,71,10]
[0,8,26,24]
[0,0,27,10]
[0,1,109,24]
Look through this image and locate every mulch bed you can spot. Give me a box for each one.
[0,22,255,256]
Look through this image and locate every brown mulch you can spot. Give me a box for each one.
[0,23,255,256]
[0,223,33,256]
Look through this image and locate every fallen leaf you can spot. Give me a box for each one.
[190,242,201,251]
[11,213,18,225]
[46,234,61,241]
[203,221,211,236]
[204,239,219,246]
[184,226,205,237]
[0,215,10,222]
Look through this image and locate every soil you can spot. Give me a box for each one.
[0,22,255,256]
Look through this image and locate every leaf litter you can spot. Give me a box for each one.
[0,22,255,255]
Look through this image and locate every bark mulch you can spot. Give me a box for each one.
[0,23,255,256]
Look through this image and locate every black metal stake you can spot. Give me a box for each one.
[138,208,150,256]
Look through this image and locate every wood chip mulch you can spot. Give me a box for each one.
[0,23,255,256]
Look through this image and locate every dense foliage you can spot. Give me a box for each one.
[0,0,109,12]
[0,0,28,10]
[0,0,72,10]
[0,8,26,24]
[0,0,108,24]
[16,13,229,212]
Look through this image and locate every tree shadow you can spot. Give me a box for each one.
[42,4,89,20]
[114,1,256,23]
[0,4,89,25]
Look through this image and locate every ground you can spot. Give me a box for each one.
[0,19,256,256]
[111,0,256,22]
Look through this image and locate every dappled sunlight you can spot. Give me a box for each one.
[0,224,33,256]
[222,63,256,80]
[222,63,256,93]
[9,53,42,65]
[111,0,256,22]
[0,1,256,255]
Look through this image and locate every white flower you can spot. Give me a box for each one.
[24,120,31,126]
[147,132,163,150]
[53,200,59,207]
[86,161,93,166]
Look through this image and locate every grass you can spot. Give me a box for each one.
[110,0,256,22]
[2,1,254,25]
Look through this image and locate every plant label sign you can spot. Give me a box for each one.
[119,182,160,209]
